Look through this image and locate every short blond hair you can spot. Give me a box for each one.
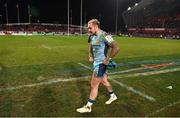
[88,19,100,28]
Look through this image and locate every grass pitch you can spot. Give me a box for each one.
[0,35,180,116]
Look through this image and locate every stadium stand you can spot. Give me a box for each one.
[122,0,180,39]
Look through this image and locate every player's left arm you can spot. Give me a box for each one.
[103,35,120,65]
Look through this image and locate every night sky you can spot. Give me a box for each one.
[0,0,141,31]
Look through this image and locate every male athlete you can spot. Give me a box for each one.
[76,19,120,113]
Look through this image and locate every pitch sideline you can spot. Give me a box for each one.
[110,78,156,102]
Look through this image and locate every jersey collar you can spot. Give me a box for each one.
[95,30,103,36]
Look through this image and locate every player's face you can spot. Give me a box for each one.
[88,23,97,35]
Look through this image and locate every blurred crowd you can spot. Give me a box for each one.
[0,23,86,35]
[127,14,180,39]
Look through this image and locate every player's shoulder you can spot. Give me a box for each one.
[101,31,112,39]
[102,31,108,37]
[102,31,114,43]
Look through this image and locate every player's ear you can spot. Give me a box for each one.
[95,25,98,30]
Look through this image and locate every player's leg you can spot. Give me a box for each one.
[101,74,113,92]
[88,63,106,103]
[76,65,103,113]
[76,74,102,113]
[89,74,102,100]
[101,74,117,104]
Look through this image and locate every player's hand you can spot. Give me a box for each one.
[103,57,110,65]
[89,57,94,63]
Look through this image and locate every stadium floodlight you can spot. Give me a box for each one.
[84,12,87,26]
[67,0,70,36]
[29,14,32,24]
[127,7,131,11]
[16,4,20,24]
[135,3,138,6]
[28,4,31,23]
[4,3,8,24]
[70,9,72,25]
[80,0,83,35]
[0,15,2,24]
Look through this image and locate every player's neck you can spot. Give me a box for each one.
[95,29,101,35]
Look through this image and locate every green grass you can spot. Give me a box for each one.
[0,35,180,116]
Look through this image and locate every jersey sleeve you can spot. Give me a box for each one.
[104,35,114,44]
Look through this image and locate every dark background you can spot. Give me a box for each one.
[0,0,179,32]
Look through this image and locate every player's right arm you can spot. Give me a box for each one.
[89,44,94,63]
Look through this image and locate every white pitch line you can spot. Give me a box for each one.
[109,67,146,75]
[110,78,156,102]
[77,62,178,76]
[22,46,64,49]
[0,76,89,92]
[78,62,180,76]
[23,45,52,50]
[78,63,147,74]
[113,67,180,78]
[109,67,180,102]
[145,99,180,117]
[77,62,154,101]
[78,62,92,70]
[41,44,52,50]
[1,66,180,99]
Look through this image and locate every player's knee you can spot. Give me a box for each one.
[102,79,110,86]
[91,85,98,91]
[101,81,106,86]
[91,82,97,88]
[90,81,99,90]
